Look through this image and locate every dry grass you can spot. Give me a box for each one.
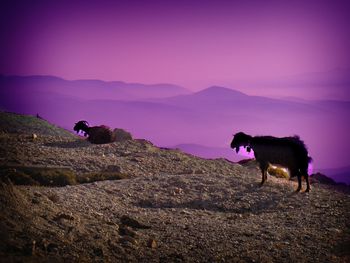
[0,165,131,187]
[0,111,75,138]
[77,172,131,184]
[0,166,77,186]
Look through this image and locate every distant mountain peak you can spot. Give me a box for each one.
[195,86,248,98]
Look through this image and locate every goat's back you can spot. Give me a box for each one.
[252,135,310,172]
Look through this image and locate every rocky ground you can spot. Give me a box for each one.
[0,112,349,262]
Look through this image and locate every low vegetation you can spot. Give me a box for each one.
[0,111,75,138]
[76,171,131,184]
[0,165,131,187]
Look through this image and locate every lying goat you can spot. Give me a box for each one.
[73,120,113,144]
[231,132,312,192]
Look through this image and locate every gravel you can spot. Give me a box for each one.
[0,132,349,262]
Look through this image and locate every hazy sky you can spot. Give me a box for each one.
[1,0,349,90]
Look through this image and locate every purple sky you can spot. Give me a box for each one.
[1,0,350,91]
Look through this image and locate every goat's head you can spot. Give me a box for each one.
[230,132,252,153]
[73,120,89,135]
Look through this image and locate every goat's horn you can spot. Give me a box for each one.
[81,120,89,125]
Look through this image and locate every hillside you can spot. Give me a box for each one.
[0,112,349,262]
[0,111,75,138]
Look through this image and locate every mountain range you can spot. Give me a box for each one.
[233,68,350,101]
[0,74,190,101]
[0,74,349,183]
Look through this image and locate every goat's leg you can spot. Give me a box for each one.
[296,175,302,192]
[260,170,265,186]
[259,168,268,186]
[304,175,310,192]
[260,162,269,185]
[259,163,268,186]
[291,169,302,192]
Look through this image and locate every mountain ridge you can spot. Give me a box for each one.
[0,74,190,100]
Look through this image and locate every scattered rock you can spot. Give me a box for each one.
[267,165,289,179]
[93,247,104,257]
[129,157,140,163]
[46,192,60,203]
[53,212,75,221]
[311,173,337,185]
[120,215,151,229]
[119,225,137,237]
[34,192,42,197]
[94,211,104,217]
[31,197,40,204]
[173,187,183,195]
[113,128,132,142]
[119,236,138,246]
[31,240,36,256]
[180,209,192,215]
[181,169,194,174]
[328,228,342,233]
[147,238,157,249]
[314,203,330,208]
[104,165,122,173]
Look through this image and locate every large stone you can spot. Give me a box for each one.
[113,128,133,142]
[120,215,151,229]
[119,225,137,237]
[267,165,289,179]
[310,173,337,185]
[147,238,157,249]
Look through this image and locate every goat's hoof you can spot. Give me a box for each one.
[305,188,310,193]
[295,188,301,192]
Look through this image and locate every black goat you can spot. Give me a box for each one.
[231,132,312,192]
[73,120,114,144]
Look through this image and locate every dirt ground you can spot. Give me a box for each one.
[0,129,349,262]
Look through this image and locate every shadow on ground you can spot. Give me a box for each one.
[44,140,91,148]
[136,184,303,215]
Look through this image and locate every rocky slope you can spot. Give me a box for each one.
[0,112,349,262]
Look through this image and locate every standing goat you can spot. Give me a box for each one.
[73,120,114,144]
[230,132,312,192]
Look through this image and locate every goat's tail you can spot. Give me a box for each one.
[306,156,313,175]
[308,156,313,164]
